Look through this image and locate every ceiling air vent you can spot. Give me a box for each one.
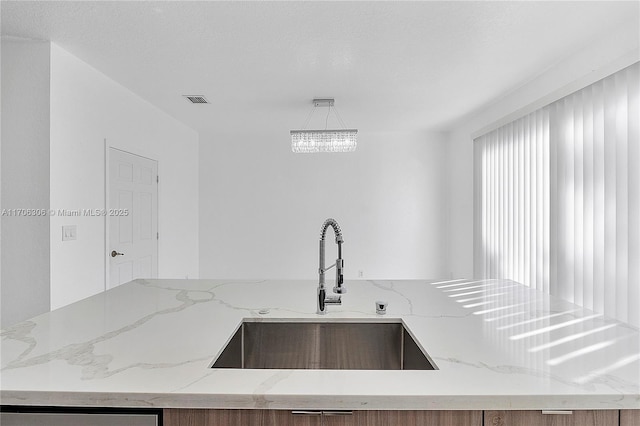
[183,95,209,104]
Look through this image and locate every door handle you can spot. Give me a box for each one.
[322,411,353,416]
[111,250,125,258]
[291,411,322,416]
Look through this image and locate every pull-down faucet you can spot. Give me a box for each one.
[317,218,346,314]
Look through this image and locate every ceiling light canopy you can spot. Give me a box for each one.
[291,99,357,153]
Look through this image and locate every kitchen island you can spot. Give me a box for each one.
[1,279,639,422]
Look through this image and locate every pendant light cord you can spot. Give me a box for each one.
[300,105,315,130]
[333,105,349,129]
[325,105,331,130]
[298,101,349,130]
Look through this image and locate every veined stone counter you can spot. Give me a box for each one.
[1,279,638,410]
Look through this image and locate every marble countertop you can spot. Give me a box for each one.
[1,279,639,410]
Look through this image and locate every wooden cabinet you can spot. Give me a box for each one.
[485,410,618,426]
[621,410,640,426]
[262,410,321,426]
[322,411,357,426]
[164,409,482,426]
[357,410,481,426]
[164,409,206,426]
[163,409,321,426]
[165,409,640,426]
[164,409,232,426]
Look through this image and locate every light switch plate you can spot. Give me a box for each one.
[62,225,77,241]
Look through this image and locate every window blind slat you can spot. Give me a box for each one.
[530,116,535,288]
[615,70,629,324]
[574,91,584,307]
[525,114,532,289]
[593,79,606,315]
[603,76,617,319]
[543,110,550,296]
[628,63,640,328]
[582,85,595,312]
[507,125,512,279]
[549,101,559,299]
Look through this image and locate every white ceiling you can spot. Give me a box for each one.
[2,1,638,137]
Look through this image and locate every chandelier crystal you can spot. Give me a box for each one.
[291,129,357,153]
[290,99,357,153]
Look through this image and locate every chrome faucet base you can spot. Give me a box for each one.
[317,287,342,314]
[325,295,341,304]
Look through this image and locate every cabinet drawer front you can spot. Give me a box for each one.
[163,409,324,426]
[485,410,618,426]
[356,410,481,426]
[620,410,640,426]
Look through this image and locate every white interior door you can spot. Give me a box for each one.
[108,148,158,289]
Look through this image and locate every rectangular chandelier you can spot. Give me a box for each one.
[290,129,358,153]
[291,98,357,153]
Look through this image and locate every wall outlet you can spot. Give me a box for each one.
[358,270,364,278]
[62,225,77,241]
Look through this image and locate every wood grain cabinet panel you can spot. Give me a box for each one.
[163,409,206,426]
[484,410,618,426]
[163,409,322,426]
[165,409,630,426]
[164,409,249,426]
[322,411,358,426]
[403,410,482,426]
[259,410,321,426]
[356,410,481,426]
[621,410,640,426]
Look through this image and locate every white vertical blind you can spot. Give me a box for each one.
[474,109,550,291]
[475,62,639,327]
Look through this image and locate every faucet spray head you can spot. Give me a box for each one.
[333,286,347,294]
[334,258,346,294]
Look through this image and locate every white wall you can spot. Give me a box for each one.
[49,44,199,310]
[1,38,51,327]
[446,21,640,279]
[199,129,449,280]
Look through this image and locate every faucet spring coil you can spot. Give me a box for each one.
[320,218,343,242]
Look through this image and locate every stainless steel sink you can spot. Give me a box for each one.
[210,321,436,370]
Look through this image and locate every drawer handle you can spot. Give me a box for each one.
[323,411,353,416]
[292,411,322,416]
[542,410,573,415]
